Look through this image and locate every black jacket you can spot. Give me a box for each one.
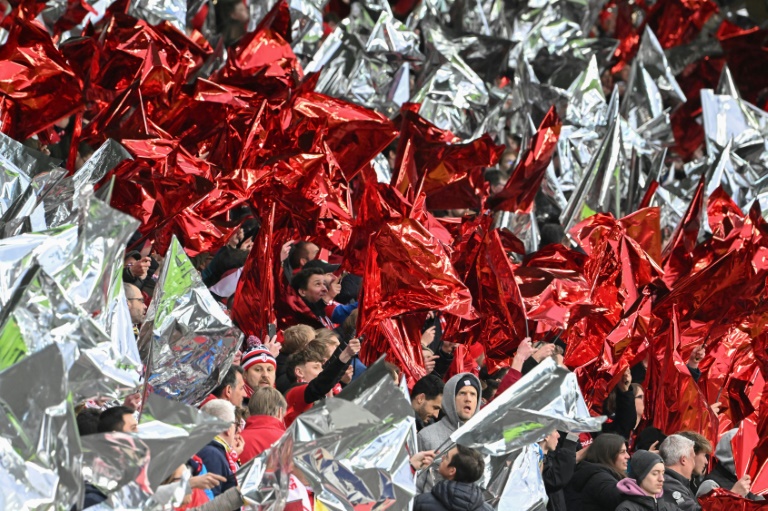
[414,480,493,511]
[564,461,625,511]
[660,468,700,511]
[543,438,577,511]
[616,494,679,511]
[601,388,637,440]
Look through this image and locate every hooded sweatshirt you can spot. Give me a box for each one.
[615,478,678,511]
[416,373,482,493]
[417,373,483,453]
[697,428,764,501]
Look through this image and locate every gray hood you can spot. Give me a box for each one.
[714,428,737,475]
[441,372,483,429]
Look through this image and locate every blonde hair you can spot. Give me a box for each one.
[282,324,316,355]
[248,387,287,418]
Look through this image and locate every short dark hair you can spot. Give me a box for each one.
[77,408,101,436]
[411,374,445,401]
[286,345,327,383]
[678,431,713,455]
[211,365,244,398]
[290,267,326,293]
[97,406,135,433]
[584,433,627,479]
[288,241,313,270]
[449,445,485,483]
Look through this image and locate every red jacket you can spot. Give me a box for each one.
[239,415,286,464]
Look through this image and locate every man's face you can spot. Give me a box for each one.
[455,385,478,421]
[299,274,327,303]
[438,447,458,481]
[125,289,147,325]
[246,363,276,388]
[692,451,708,477]
[413,394,442,423]
[122,413,138,433]
[228,372,246,407]
[296,361,323,383]
[306,243,320,262]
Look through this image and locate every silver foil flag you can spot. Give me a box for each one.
[484,444,548,511]
[138,236,242,405]
[450,358,605,456]
[128,0,187,30]
[561,88,627,232]
[238,357,418,511]
[137,393,230,489]
[0,343,82,510]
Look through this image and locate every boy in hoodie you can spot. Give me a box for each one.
[417,373,482,492]
[696,428,761,500]
[413,445,493,511]
[615,450,677,511]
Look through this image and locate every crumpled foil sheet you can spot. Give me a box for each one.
[128,0,187,31]
[0,186,142,400]
[0,344,82,510]
[451,358,605,455]
[137,393,231,490]
[138,236,242,405]
[237,357,418,511]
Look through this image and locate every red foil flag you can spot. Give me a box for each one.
[102,138,216,249]
[211,1,302,98]
[357,216,474,330]
[472,229,529,369]
[645,0,718,49]
[647,305,718,445]
[358,315,427,388]
[391,108,503,208]
[699,488,768,510]
[662,174,706,287]
[736,307,768,494]
[232,202,277,339]
[716,20,768,104]
[576,290,653,412]
[487,107,562,213]
[291,92,398,181]
[0,14,83,140]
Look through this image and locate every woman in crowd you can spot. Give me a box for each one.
[565,433,630,511]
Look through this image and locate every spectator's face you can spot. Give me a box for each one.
[306,243,320,261]
[230,2,249,23]
[228,372,246,407]
[455,386,478,421]
[125,288,147,325]
[634,387,645,419]
[640,463,665,496]
[438,447,458,481]
[613,444,630,473]
[542,430,559,452]
[692,451,708,477]
[296,361,323,383]
[246,363,276,388]
[300,274,327,303]
[126,256,151,279]
[122,413,138,433]
[413,394,442,423]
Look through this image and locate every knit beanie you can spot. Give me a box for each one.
[454,374,482,399]
[629,450,664,484]
[242,346,277,372]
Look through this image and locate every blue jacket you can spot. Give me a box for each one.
[197,440,237,497]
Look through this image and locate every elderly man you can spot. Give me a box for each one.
[659,434,699,511]
[198,399,239,497]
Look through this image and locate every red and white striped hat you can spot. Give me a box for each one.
[241,346,277,371]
